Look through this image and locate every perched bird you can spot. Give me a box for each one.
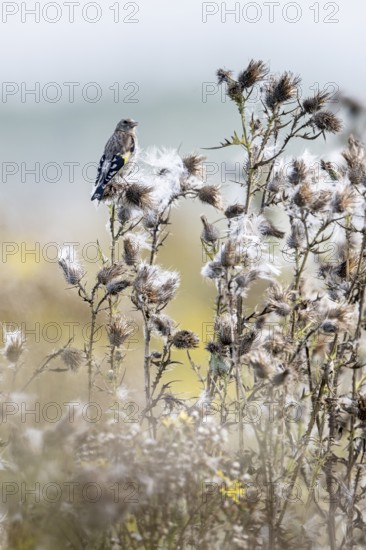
[91,118,138,201]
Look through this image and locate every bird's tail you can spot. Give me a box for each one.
[91,184,104,201]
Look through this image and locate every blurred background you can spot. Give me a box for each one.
[0,0,365,399]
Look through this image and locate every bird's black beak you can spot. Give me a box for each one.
[131,121,139,128]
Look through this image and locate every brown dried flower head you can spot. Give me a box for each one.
[238,59,268,89]
[183,154,206,178]
[117,205,134,225]
[200,215,220,243]
[311,111,342,134]
[172,330,199,349]
[3,329,24,363]
[265,72,301,110]
[293,182,313,208]
[97,263,126,285]
[224,204,246,219]
[216,314,233,346]
[258,217,285,239]
[134,264,180,305]
[100,181,124,201]
[289,159,309,185]
[342,136,366,186]
[60,347,84,371]
[220,239,238,267]
[58,249,85,286]
[302,91,330,114]
[216,68,233,85]
[238,330,257,356]
[331,185,356,213]
[106,278,131,295]
[149,314,176,337]
[107,316,135,347]
[198,185,223,210]
[265,282,293,317]
[124,183,154,210]
[201,261,224,279]
[123,236,140,266]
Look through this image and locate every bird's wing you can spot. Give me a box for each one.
[103,154,126,185]
[95,154,106,185]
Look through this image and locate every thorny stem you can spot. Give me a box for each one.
[22,339,73,391]
[276,373,327,531]
[108,205,118,376]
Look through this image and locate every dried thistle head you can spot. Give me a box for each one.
[171,330,199,349]
[234,270,261,291]
[123,236,140,266]
[58,248,85,286]
[265,282,293,317]
[238,59,268,89]
[200,215,220,243]
[117,205,134,225]
[272,369,290,386]
[302,91,330,114]
[100,181,124,201]
[293,182,313,208]
[149,314,176,337]
[216,68,233,85]
[311,111,342,134]
[197,185,223,210]
[246,350,274,380]
[309,190,332,212]
[134,264,180,305]
[267,172,285,193]
[322,302,356,333]
[60,347,84,371]
[124,183,154,210]
[224,204,246,219]
[107,316,135,347]
[227,80,244,103]
[201,261,224,279]
[258,217,285,239]
[106,278,131,295]
[263,330,292,357]
[331,185,356,213]
[183,154,206,178]
[220,239,238,267]
[342,136,366,186]
[216,314,233,346]
[97,263,126,285]
[265,72,301,110]
[238,330,257,356]
[289,159,309,185]
[3,328,24,363]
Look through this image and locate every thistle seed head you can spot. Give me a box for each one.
[171,330,199,349]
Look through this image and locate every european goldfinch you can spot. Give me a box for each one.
[91,118,138,201]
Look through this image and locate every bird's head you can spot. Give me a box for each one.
[115,118,138,132]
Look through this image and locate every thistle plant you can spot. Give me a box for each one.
[1,60,366,549]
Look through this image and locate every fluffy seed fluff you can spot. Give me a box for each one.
[2,328,24,363]
[58,247,85,286]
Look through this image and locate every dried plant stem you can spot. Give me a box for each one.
[22,339,72,391]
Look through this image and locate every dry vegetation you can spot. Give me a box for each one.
[1,60,366,549]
